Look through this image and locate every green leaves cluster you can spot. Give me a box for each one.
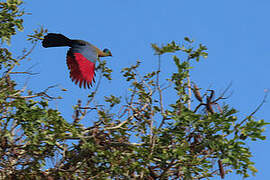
[0,0,25,71]
[0,0,24,45]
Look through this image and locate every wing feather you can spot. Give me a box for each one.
[66,50,95,88]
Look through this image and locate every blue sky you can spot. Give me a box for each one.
[10,0,270,179]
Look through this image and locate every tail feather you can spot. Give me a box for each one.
[42,33,72,48]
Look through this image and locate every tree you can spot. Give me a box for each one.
[0,1,268,179]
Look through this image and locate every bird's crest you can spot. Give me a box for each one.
[103,48,112,56]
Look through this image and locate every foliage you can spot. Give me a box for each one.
[0,1,268,179]
[0,0,24,45]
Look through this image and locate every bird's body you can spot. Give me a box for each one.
[42,33,112,88]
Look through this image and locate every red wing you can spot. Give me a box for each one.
[66,51,95,88]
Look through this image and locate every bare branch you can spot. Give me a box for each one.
[236,91,268,128]
[156,55,164,114]
[187,72,191,110]
[7,85,59,100]
[9,72,38,75]
[3,42,37,79]
[104,118,130,130]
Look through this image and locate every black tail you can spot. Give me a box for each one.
[42,33,72,48]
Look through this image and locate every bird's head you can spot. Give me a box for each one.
[103,48,112,57]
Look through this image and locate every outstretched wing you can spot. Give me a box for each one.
[66,44,97,88]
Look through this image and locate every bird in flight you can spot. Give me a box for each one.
[42,33,112,88]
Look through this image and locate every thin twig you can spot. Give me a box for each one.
[4,42,37,78]
[104,118,130,130]
[212,82,232,103]
[7,85,59,100]
[236,91,268,128]
[9,72,38,75]
[187,72,191,110]
[156,55,164,114]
